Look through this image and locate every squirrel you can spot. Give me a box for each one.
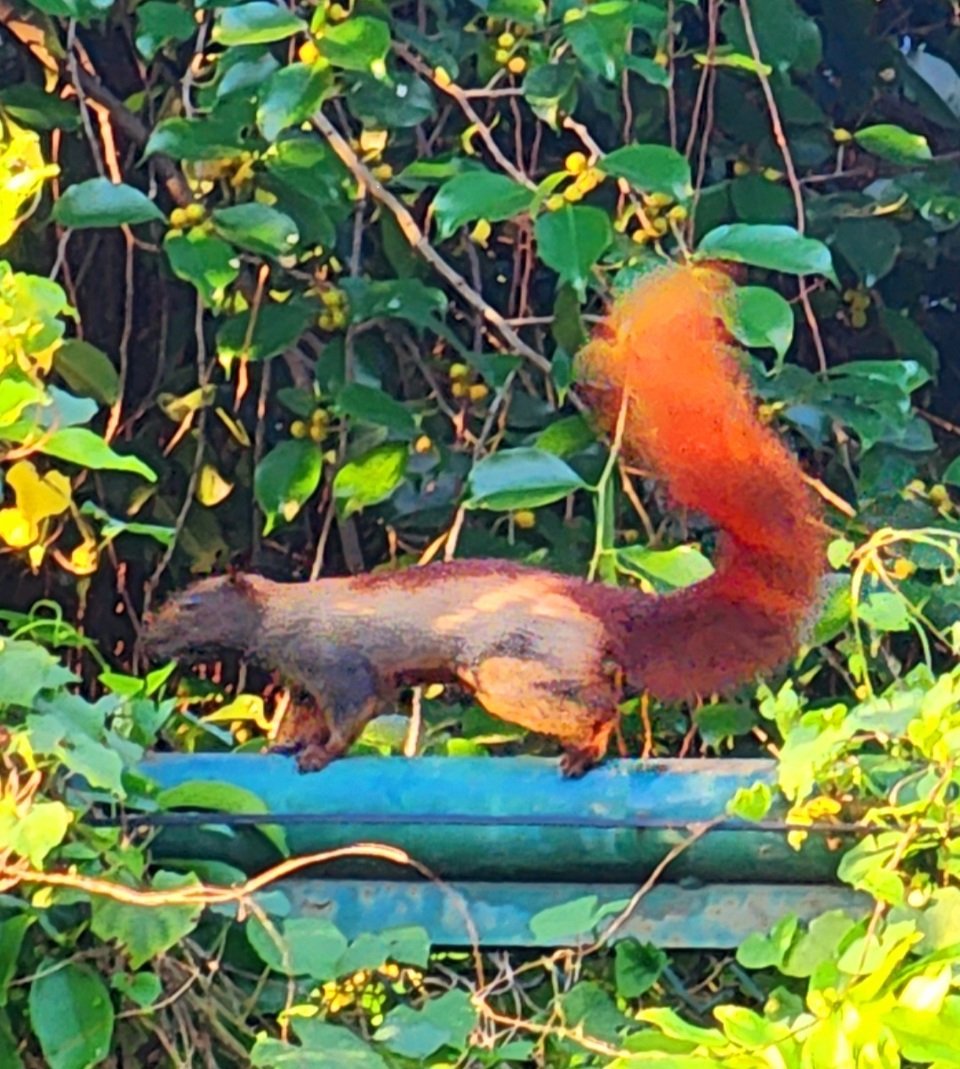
[144,263,826,775]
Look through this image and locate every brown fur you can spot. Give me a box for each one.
[144,265,825,775]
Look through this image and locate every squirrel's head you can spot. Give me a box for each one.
[143,572,262,661]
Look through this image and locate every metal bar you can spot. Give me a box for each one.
[123,755,842,883]
[266,879,869,949]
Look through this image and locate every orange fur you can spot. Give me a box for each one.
[147,262,827,773]
[577,263,826,699]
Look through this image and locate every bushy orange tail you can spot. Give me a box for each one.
[577,263,826,700]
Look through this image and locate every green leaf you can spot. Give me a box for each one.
[0,638,76,707]
[697,223,838,283]
[213,2,305,45]
[255,1019,388,1067]
[522,61,577,127]
[319,16,390,72]
[832,217,901,286]
[90,872,202,968]
[145,115,251,161]
[564,3,634,81]
[535,414,596,457]
[257,63,329,141]
[0,914,32,1006]
[53,178,163,228]
[858,591,911,632]
[0,84,79,132]
[433,170,533,241]
[135,1,196,58]
[694,703,757,747]
[466,447,587,510]
[529,895,600,941]
[727,285,794,359]
[333,442,407,517]
[337,926,431,974]
[348,73,436,128]
[111,972,163,1009]
[165,230,240,305]
[0,800,71,866]
[53,339,119,404]
[726,780,772,821]
[340,277,447,330]
[336,383,417,438]
[254,439,323,534]
[625,54,671,87]
[730,174,795,225]
[720,0,821,73]
[247,916,349,980]
[535,205,611,296]
[616,545,714,588]
[601,144,692,201]
[217,300,314,362]
[855,123,933,165]
[155,780,287,856]
[374,990,474,1059]
[28,962,114,1069]
[737,914,798,970]
[30,427,156,481]
[615,940,667,998]
[212,203,300,256]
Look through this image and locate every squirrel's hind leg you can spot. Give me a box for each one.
[463,655,621,776]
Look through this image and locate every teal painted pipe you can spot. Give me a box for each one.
[277,879,868,949]
[132,755,842,883]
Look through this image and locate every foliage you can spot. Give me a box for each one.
[0,0,960,1064]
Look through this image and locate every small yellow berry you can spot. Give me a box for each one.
[667,204,688,222]
[413,435,433,454]
[651,216,669,235]
[642,191,673,209]
[497,31,516,48]
[423,683,444,699]
[309,423,326,443]
[320,288,343,308]
[732,160,751,176]
[575,168,601,193]
[451,381,468,399]
[359,128,388,155]
[449,361,470,381]
[69,541,99,575]
[850,309,867,329]
[513,509,536,529]
[170,207,188,228]
[930,484,952,509]
[468,383,489,402]
[833,128,853,143]
[564,151,588,175]
[291,420,308,439]
[371,163,393,182]
[762,167,783,182]
[562,184,583,202]
[298,40,320,64]
[631,228,651,244]
[545,193,565,212]
[891,558,917,580]
[328,2,348,20]
[184,202,206,224]
[494,48,510,64]
[653,49,668,67]
[434,66,452,88]
[507,56,526,75]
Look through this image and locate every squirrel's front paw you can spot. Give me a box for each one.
[292,742,337,774]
